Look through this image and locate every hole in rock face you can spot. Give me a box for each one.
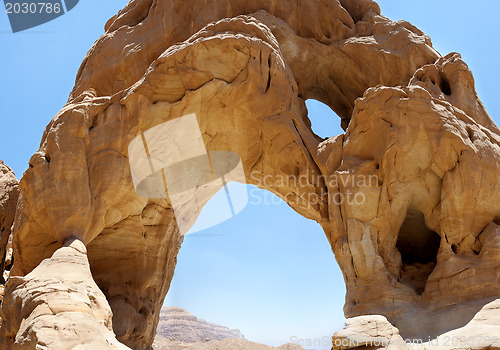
[396,209,441,295]
[305,99,344,139]
[466,126,476,143]
[440,75,452,95]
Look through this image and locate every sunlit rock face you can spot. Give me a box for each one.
[0,0,499,349]
[0,238,128,349]
[329,53,500,339]
[0,161,19,302]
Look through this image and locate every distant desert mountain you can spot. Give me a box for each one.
[153,307,304,350]
[155,306,246,342]
[203,339,306,350]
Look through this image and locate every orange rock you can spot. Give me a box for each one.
[1,0,499,349]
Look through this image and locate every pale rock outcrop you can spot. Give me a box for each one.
[332,315,406,350]
[430,299,500,350]
[0,0,499,349]
[333,304,500,350]
[0,161,19,302]
[0,237,127,349]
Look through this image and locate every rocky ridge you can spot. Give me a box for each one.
[155,306,245,343]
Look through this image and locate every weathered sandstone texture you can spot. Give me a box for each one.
[0,0,499,349]
[332,315,406,350]
[331,53,500,339]
[0,238,127,349]
[332,300,500,350]
[0,161,19,302]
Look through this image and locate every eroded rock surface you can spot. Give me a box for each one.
[1,0,499,349]
[431,299,500,350]
[0,161,19,302]
[0,238,127,349]
[328,53,500,339]
[332,315,406,350]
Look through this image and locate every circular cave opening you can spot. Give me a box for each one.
[396,209,441,295]
[305,99,344,139]
[161,183,346,349]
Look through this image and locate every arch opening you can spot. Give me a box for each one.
[305,99,344,140]
[161,183,346,349]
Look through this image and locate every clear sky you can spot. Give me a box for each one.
[1,1,499,349]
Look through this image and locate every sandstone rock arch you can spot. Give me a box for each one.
[1,0,500,349]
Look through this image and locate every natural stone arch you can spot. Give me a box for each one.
[1,0,500,349]
[9,16,328,348]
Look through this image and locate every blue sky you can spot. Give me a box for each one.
[1,1,499,349]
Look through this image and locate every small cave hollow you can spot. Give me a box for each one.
[439,74,452,95]
[396,209,441,295]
